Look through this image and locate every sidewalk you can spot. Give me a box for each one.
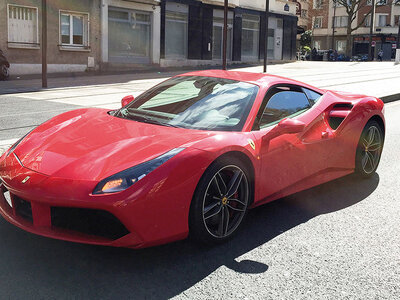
[0,61,399,101]
[0,61,399,155]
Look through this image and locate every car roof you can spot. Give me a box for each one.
[177,69,309,89]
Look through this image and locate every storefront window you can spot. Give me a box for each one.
[212,10,233,60]
[241,14,260,60]
[165,5,188,59]
[336,40,347,53]
[267,28,274,59]
[108,8,151,63]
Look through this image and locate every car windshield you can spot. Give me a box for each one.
[117,76,259,131]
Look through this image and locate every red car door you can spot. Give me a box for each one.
[252,86,335,203]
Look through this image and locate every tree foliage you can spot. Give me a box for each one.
[332,0,391,55]
[300,30,312,48]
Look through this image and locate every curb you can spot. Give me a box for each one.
[381,93,400,103]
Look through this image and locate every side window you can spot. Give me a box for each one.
[260,91,311,128]
[302,88,322,105]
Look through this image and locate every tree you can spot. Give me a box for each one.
[333,0,389,57]
[300,30,312,52]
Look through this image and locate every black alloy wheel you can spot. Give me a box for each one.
[189,157,251,244]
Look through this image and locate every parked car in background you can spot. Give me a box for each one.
[351,54,369,62]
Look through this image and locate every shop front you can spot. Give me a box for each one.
[353,35,397,60]
[100,0,160,66]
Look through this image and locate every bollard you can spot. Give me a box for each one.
[396,49,400,65]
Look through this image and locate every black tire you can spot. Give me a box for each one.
[355,120,384,178]
[0,64,9,80]
[189,156,251,245]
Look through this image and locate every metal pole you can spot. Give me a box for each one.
[368,0,375,61]
[42,0,47,88]
[263,0,269,73]
[332,0,336,50]
[222,0,228,70]
[397,17,400,49]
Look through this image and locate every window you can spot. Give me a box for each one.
[241,14,260,60]
[336,40,347,53]
[165,3,188,59]
[259,89,311,128]
[60,12,89,47]
[108,8,151,63]
[313,16,323,28]
[377,15,388,27]
[395,15,400,26]
[7,5,38,48]
[333,16,348,28]
[313,40,321,50]
[364,15,371,27]
[333,0,343,7]
[367,0,386,4]
[302,88,322,105]
[313,0,323,9]
[213,10,233,60]
[124,76,259,131]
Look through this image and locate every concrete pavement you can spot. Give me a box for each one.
[0,61,399,99]
[0,61,399,148]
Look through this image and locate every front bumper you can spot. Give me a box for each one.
[0,148,211,248]
[0,180,144,248]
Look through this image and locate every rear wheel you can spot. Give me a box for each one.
[355,120,384,178]
[189,157,251,244]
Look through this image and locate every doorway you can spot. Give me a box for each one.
[212,10,233,60]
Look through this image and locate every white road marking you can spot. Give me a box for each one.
[0,138,18,146]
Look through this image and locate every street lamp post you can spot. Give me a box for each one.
[396,16,400,64]
[222,0,228,70]
[332,0,336,50]
[397,16,400,49]
[42,0,47,88]
[368,0,375,61]
[263,0,270,73]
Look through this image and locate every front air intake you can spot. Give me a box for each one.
[51,207,129,240]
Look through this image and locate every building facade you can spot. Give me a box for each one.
[0,0,101,75]
[310,0,400,59]
[157,0,299,67]
[1,0,299,75]
[296,0,310,32]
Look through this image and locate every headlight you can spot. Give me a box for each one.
[93,148,185,194]
[6,128,35,157]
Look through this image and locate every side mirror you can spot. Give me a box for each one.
[263,118,305,142]
[275,118,305,135]
[121,95,134,107]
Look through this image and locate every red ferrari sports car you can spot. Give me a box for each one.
[0,70,385,248]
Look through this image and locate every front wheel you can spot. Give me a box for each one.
[189,157,251,244]
[355,120,384,178]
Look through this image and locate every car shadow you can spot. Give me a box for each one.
[0,173,379,299]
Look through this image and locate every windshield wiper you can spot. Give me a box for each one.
[118,108,180,128]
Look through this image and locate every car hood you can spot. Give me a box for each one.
[14,108,211,181]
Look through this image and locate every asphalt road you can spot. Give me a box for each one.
[0,97,399,299]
